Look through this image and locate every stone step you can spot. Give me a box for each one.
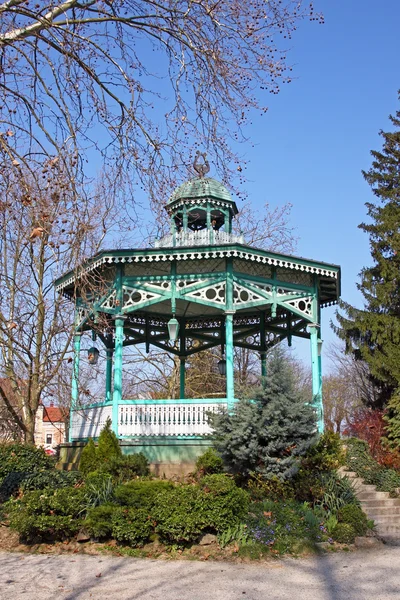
[379,535,400,545]
[360,498,400,508]
[365,506,400,517]
[371,516,400,525]
[356,491,391,500]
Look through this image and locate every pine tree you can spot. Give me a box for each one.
[210,347,317,480]
[385,392,400,449]
[335,95,400,410]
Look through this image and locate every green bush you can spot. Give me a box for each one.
[198,474,249,532]
[98,453,150,481]
[111,506,153,546]
[79,438,98,475]
[0,472,27,502]
[21,470,82,492]
[97,418,122,463]
[301,432,345,472]
[114,479,173,509]
[84,504,117,539]
[84,473,114,509]
[153,477,249,545]
[196,448,224,476]
[0,443,54,478]
[9,486,88,542]
[332,523,356,544]
[317,472,359,514]
[338,504,369,536]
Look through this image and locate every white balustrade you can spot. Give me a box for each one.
[155,230,244,248]
[70,405,112,440]
[118,402,227,437]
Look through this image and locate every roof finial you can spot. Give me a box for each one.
[193,151,210,178]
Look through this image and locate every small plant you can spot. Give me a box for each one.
[324,514,338,535]
[246,474,295,501]
[316,472,359,514]
[332,523,356,544]
[196,448,224,477]
[218,523,248,548]
[337,504,369,536]
[84,473,114,509]
[114,480,173,509]
[301,431,345,472]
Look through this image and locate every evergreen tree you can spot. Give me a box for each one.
[334,94,400,409]
[210,347,317,480]
[79,438,98,475]
[97,418,122,463]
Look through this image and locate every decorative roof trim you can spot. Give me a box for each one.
[165,197,237,215]
[55,247,340,294]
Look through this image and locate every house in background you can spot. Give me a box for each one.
[35,403,68,452]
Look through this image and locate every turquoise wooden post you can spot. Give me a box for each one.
[112,316,125,435]
[105,347,113,403]
[309,324,324,433]
[225,257,235,410]
[69,331,81,442]
[179,358,185,399]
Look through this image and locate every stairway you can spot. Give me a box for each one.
[338,467,400,545]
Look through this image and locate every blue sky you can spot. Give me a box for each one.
[233,0,400,368]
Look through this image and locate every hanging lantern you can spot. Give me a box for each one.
[218,357,227,376]
[87,347,99,365]
[167,316,179,343]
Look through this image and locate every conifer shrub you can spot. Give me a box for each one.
[97,453,150,481]
[97,418,122,463]
[210,348,317,480]
[195,448,224,477]
[301,431,345,472]
[79,438,98,475]
[114,480,173,509]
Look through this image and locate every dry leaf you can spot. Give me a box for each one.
[29,227,44,241]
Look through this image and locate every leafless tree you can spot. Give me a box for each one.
[0,158,115,442]
[0,0,323,205]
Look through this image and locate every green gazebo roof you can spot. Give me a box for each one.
[167,177,234,205]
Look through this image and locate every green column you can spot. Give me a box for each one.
[112,316,125,435]
[179,357,185,399]
[105,347,113,403]
[225,312,235,410]
[309,324,324,433]
[260,352,267,380]
[69,332,81,442]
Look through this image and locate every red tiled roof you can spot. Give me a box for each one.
[43,406,67,423]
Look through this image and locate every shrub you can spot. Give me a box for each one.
[84,504,117,539]
[337,504,369,536]
[0,472,27,502]
[97,453,150,481]
[97,418,122,463]
[210,347,317,480]
[332,523,356,544]
[84,473,114,509]
[9,486,88,542]
[301,431,345,472]
[114,480,173,509]
[153,478,249,545]
[79,438,98,475]
[0,443,54,479]
[111,507,153,546]
[317,472,359,514]
[195,448,224,477]
[198,474,249,532]
[21,470,82,492]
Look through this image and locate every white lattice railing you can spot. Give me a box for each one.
[70,405,112,440]
[155,230,244,248]
[118,402,226,437]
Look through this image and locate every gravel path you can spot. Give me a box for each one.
[1,546,400,600]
